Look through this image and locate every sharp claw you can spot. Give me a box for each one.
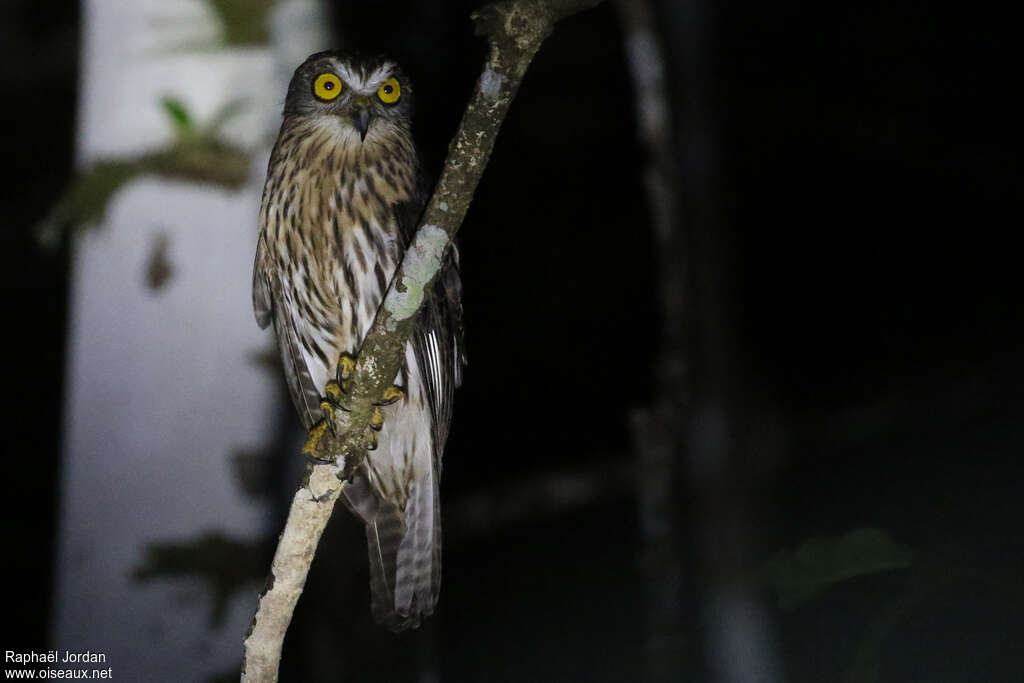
[337,352,357,381]
[319,400,337,434]
[375,385,405,406]
[325,381,343,402]
[366,430,378,451]
[369,407,384,431]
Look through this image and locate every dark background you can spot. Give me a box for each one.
[3,0,1021,681]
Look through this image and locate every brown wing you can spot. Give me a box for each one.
[252,234,322,430]
[393,178,467,460]
[412,250,465,457]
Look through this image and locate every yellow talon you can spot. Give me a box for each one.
[369,407,384,431]
[337,353,357,381]
[319,400,336,424]
[302,420,329,455]
[376,385,405,406]
[300,353,398,460]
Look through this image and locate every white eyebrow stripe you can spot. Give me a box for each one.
[333,61,397,93]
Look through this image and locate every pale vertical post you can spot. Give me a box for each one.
[52,1,326,679]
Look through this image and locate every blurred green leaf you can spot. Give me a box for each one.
[160,96,194,136]
[762,527,914,609]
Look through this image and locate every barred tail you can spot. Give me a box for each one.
[394,471,441,622]
[341,469,441,632]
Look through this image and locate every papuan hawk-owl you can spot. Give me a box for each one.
[252,50,465,631]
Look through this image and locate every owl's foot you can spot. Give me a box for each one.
[302,398,347,462]
[335,352,357,392]
[302,420,331,461]
[364,386,405,452]
[332,350,406,410]
[375,385,405,406]
[302,351,406,461]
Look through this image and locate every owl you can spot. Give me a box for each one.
[252,51,464,631]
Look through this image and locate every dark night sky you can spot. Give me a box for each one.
[2,0,1022,680]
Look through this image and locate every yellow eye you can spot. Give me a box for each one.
[313,73,342,101]
[377,77,401,104]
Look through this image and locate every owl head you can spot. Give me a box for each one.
[283,50,413,143]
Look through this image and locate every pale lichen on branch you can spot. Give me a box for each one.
[383,224,449,327]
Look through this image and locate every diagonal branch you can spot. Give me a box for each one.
[241,1,603,680]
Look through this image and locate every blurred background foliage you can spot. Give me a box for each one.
[208,0,274,45]
[38,96,251,246]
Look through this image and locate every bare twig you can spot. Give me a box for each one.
[240,1,604,680]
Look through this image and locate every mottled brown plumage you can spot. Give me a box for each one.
[252,51,464,631]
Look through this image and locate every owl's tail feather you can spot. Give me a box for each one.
[341,469,441,632]
[394,471,441,619]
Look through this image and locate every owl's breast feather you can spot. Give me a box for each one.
[260,114,420,385]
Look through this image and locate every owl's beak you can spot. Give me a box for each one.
[353,106,371,141]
